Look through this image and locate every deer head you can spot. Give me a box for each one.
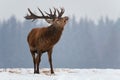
[24,8,69,28]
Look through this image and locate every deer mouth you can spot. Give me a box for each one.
[64,17,69,23]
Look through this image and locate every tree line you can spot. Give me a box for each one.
[0,15,120,68]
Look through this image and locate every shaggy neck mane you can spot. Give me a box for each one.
[41,24,64,45]
[47,24,64,35]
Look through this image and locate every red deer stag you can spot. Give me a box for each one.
[24,8,69,74]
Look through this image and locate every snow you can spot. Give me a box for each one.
[0,68,120,80]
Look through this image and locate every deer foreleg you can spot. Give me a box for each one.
[30,50,36,74]
[35,51,42,74]
[47,48,54,74]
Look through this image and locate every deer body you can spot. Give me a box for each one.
[25,8,68,74]
[28,25,63,53]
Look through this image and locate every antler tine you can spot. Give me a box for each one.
[25,8,37,20]
[58,8,65,18]
[28,8,33,16]
[49,8,52,15]
[44,11,50,17]
[61,7,65,14]
[44,8,57,19]
[53,8,57,17]
[38,8,45,18]
[56,9,60,17]
[44,8,52,16]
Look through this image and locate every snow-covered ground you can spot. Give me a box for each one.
[0,68,120,80]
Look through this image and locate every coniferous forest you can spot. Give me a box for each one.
[0,15,120,68]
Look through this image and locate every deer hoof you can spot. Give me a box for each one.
[51,71,54,74]
[34,71,40,74]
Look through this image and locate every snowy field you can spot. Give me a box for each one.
[0,68,120,80]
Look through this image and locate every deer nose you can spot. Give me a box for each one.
[65,16,69,21]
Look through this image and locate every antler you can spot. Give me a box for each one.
[24,8,50,21]
[57,8,65,18]
[45,8,57,19]
[24,8,65,23]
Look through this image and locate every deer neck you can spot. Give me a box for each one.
[48,25,63,34]
[45,25,63,43]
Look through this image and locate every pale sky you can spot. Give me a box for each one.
[0,0,120,21]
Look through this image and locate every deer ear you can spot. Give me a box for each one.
[45,19,53,24]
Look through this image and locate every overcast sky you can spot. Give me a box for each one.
[0,0,120,21]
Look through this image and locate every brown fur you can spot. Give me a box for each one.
[27,17,68,74]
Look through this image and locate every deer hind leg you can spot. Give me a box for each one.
[35,51,42,74]
[47,49,54,74]
[30,50,36,74]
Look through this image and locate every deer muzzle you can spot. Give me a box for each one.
[65,16,69,21]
